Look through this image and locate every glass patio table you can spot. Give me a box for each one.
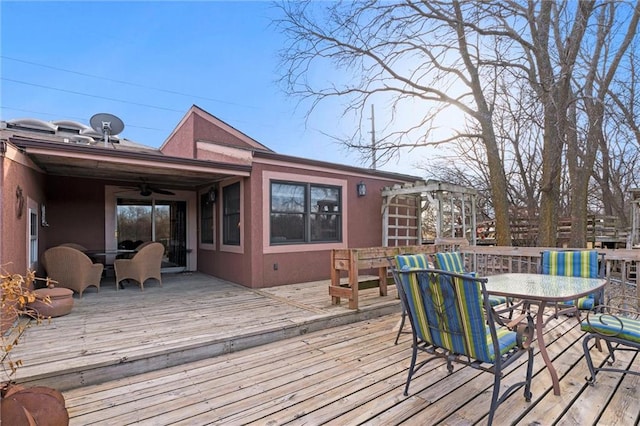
[486,273,607,396]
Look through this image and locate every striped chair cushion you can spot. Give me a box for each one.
[541,250,600,309]
[571,296,596,310]
[399,270,517,363]
[396,253,431,270]
[541,250,599,278]
[434,251,466,273]
[434,251,506,307]
[581,314,640,344]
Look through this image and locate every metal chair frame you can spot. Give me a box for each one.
[391,267,534,425]
[582,296,640,385]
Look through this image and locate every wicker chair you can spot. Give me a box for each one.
[43,246,103,297]
[114,242,164,291]
[58,243,88,251]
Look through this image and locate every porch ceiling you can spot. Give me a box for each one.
[30,152,230,187]
[10,136,251,189]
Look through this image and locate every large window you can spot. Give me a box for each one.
[223,182,241,245]
[270,181,341,244]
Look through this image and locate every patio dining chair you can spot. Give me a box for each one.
[540,250,605,317]
[391,265,534,425]
[581,295,640,385]
[392,253,433,344]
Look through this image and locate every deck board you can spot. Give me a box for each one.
[62,312,640,425]
[7,272,640,424]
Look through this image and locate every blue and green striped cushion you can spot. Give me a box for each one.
[541,250,600,309]
[399,270,517,363]
[396,254,431,271]
[434,252,506,307]
[568,296,596,310]
[541,250,599,278]
[434,252,466,273]
[581,314,640,344]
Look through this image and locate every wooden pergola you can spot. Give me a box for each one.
[381,180,478,247]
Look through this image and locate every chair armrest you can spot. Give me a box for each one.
[583,296,640,339]
[595,295,640,319]
[491,307,534,350]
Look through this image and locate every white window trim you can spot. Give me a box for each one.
[27,198,39,271]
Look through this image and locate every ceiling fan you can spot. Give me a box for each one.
[119,181,175,197]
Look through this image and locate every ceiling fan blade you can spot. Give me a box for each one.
[152,188,175,195]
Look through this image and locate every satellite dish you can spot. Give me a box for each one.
[90,113,124,146]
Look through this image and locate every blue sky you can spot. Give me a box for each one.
[1,1,414,174]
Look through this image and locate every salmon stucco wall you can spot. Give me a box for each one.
[1,147,46,275]
[197,176,254,287]
[44,176,108,252]
[192,114,249,149]
[258,177,397,287]
[161,114,195,159]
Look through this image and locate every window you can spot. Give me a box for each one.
[29,208,38,268]
[223,182,241,245]
[270,181,341,244]
[200,192,215,245]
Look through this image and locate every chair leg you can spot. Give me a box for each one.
[524,347,534,401]
[487,368,502,425]
[583,333,599,385]
[395,308,407,345]
[404,341,419,396]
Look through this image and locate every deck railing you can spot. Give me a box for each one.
[331,244,640,309]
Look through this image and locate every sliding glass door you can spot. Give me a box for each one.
[116,198,187,270]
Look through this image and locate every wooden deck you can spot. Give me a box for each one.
[9,273,640,425]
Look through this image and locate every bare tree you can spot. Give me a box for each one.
[563,1,640,247]
[276,0,640,247]
[277,0,520,244]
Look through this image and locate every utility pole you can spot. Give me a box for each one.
[370,104,377,170]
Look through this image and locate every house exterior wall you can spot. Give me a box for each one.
[161,114,195,159]
[192,114,248,149]
[197,176,254,285]
[195,159,413,289]
[44,176,107,251]
[1,107,418,292]
[1,144,47,275]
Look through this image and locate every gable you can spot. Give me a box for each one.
[160,105,271,159]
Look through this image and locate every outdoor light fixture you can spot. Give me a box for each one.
[356,181,367,197]
[207,187,217,203]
